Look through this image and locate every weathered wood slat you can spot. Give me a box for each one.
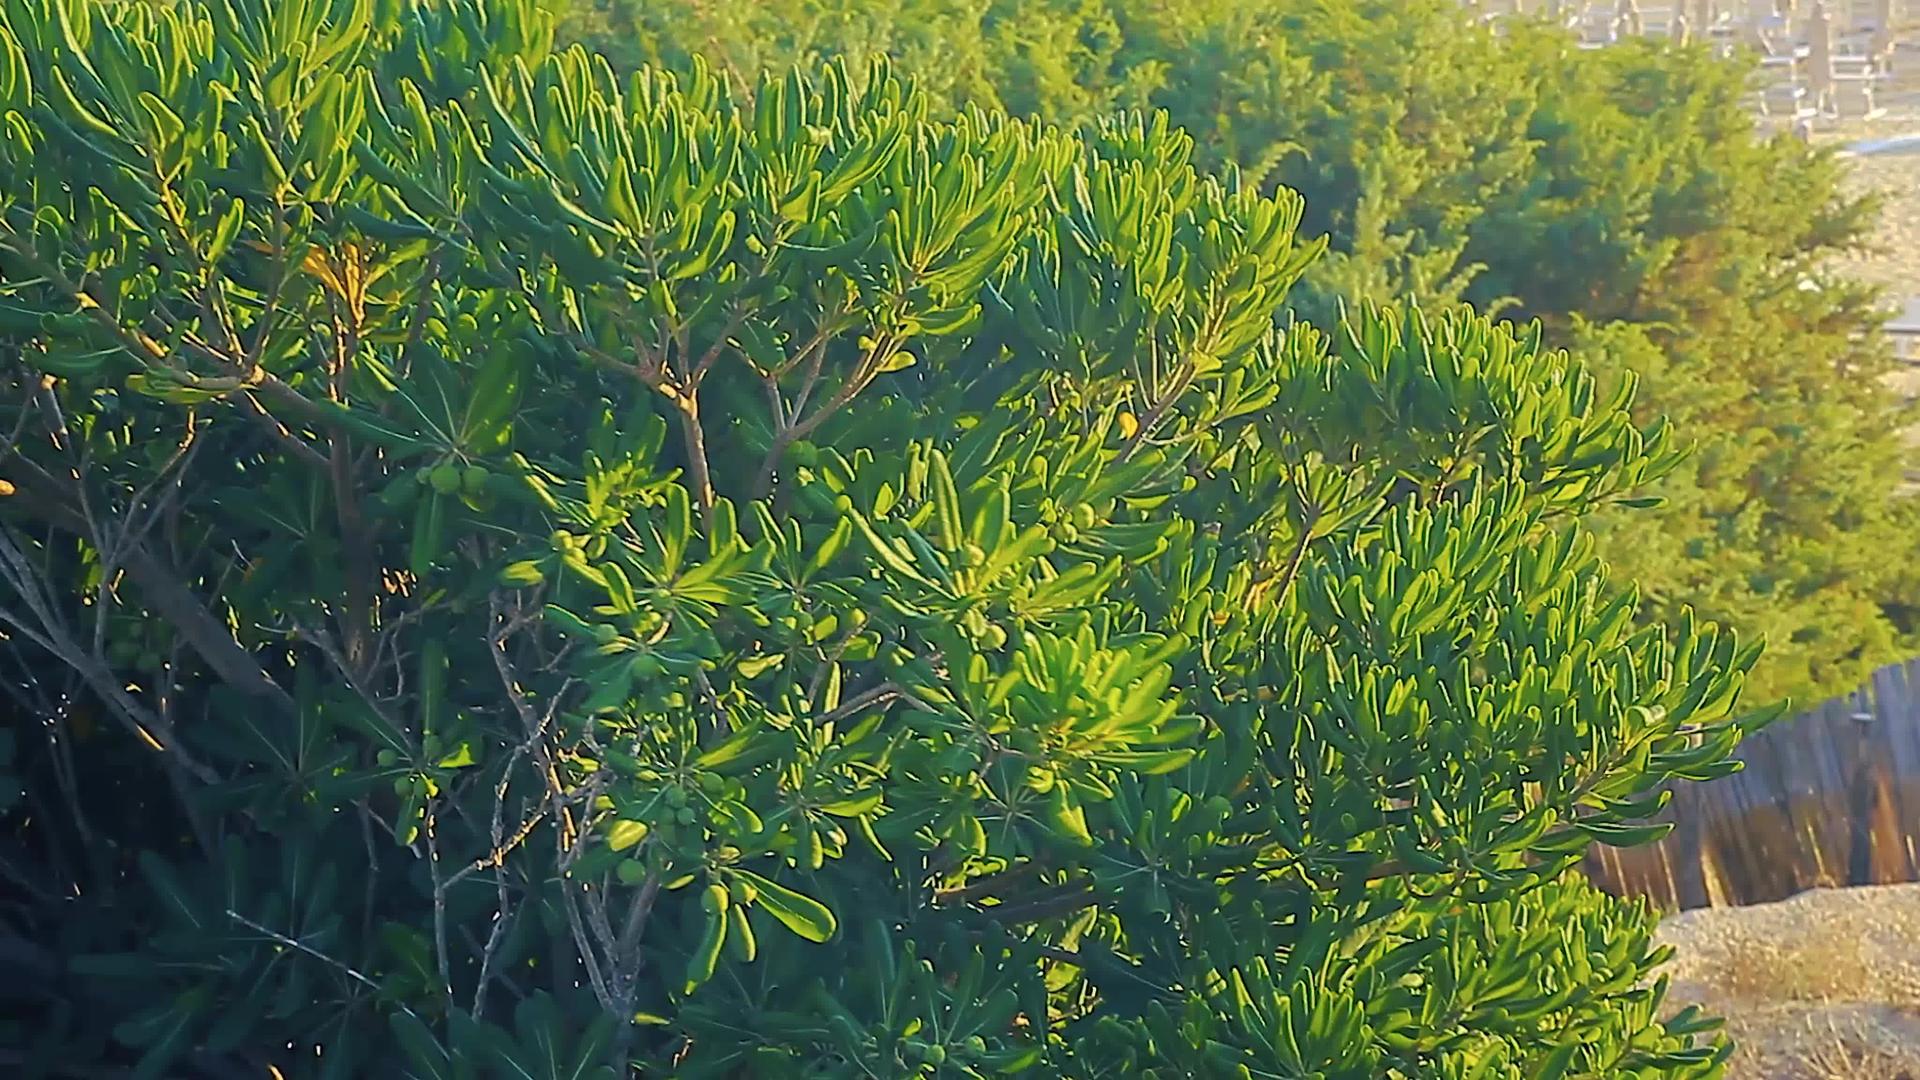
[1587,656,1920,911]
[1869,662,1916,881]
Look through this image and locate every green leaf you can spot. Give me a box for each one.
[1578,819,1674,847]
[1534,1043,1578,1080]
[734,869,837,943]
[390,1011,455,1080]
[137,852,202,930]
[1090,748,1195,774]
[695,720,768,769]
[815,789,883,817]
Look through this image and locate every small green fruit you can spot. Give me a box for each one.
[462,465,489,494]
[376,749,399,766]
[593,624,620,645]
[429,464,462,494]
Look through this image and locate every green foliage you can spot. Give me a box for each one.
[0,0,1759,1075]
[563,0,1920,707]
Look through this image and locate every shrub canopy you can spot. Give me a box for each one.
[566,0,1920,707]
[1,0,1755,1076]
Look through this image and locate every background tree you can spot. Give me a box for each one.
[2,0,1759,1075]
[563,0,1920,707]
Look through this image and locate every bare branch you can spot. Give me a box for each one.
[0,528,217,784]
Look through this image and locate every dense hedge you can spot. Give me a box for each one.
[1,0,1758,1076]
[564,0,1919,706]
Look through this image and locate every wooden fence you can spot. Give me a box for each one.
[1583,656,1920,910]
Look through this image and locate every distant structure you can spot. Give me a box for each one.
[1891,296,1920,363]
[1465,0,1910,130]
[1616,0,1646,36]
[1809,0,1838,112]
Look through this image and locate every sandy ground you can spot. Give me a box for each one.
[1658,885,1920,1079]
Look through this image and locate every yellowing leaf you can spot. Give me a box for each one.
[435,742,477,769]
[607,819,650,852]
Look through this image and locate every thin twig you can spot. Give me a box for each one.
[226,908,426,1023]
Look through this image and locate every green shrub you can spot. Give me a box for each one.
[0,0,1757,1075]
[563,0,1920,708]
